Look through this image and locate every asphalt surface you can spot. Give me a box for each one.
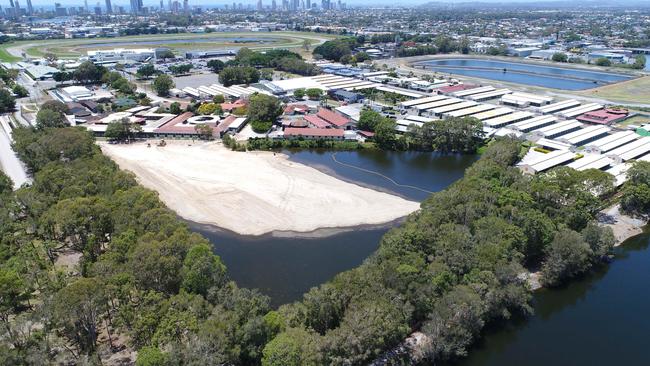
[0,116,31,189]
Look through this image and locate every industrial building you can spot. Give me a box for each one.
[509,115,557,133]
[556,125,611,146]
[607,137,650,163]
[519,150,576,175]
[584,131,639,153]
[530,119,583,140]
[427,101,478,118]
[566,154,614,171]
[558,103,603,119]
[444,104,495,119]
[471,107,513,121]
[468,89,512,101]
[539,99,581,114]
[501,92,553,107]
[482,111,533,128]
[452,85,495,98]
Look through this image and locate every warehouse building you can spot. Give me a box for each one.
[584,131,639,153]
[539,99,581,114]
[519,150,577,175]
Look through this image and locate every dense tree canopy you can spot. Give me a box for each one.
[247,94,283,127]
[153,74,175,97]
[218,66,260,87]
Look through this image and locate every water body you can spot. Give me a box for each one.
[78,36,278,48]
[416,59,631,90]
[446,229,650,366]
[194,150,476,307]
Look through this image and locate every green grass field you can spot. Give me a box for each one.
[0,31,339,62]
[579,76,650,104]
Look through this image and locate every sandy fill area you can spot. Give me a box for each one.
[100,141,420,236]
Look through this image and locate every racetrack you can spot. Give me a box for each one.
[1,31,338,61]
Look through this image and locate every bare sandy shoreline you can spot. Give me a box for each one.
[100,141,420,236]
[599,204,648,247]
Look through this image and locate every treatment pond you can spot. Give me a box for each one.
[415,58,632,90]
[193,150,477,307]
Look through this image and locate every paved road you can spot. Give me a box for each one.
[0,116,31,189]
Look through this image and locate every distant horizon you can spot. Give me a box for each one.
[15,0,650,9]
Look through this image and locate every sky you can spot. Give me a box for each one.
[19,0,648,8]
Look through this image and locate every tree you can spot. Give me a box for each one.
[197,102,218,115]
[293,88,306,99]
[207,59,225,73]
[305,88,323,100]
[218,66,260,87]
[313,39,354,61]
[594,57,612,67]
[262,328,319,366]
[169,102,182,114]
[41,100,70,115]
[53,71,72,83]
[0,171,12,193]
[194,124,214,140]
[104,117,143,142]
[136,346,169,366]
[0,89,15,113]
[157,49,175,60]
[44,52,58,63]
[73,61,106,84]
[169,64,193,75]
[0,268,29,324]
[248,94,282,126]
[541,229,593,286]
[181,244,226,295]
[355,51,370,62]
[153,74,174,97]
[357,108,384,131]
[552,52,568,62]
[12,84,28,98]
[36,108,68,129]
[373,118,397,150]
[212,94,225,104]
[251,120,272,133]
[52,278,107,355]
[632,55,646,70]
[137,64,157,79]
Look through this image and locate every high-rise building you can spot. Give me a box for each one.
[105,0,111,13]
[130,0,142,13]
[25,0,32,15]
[84,0,88,12]
[182,0,187,12]
[306,0,310,9]
[271,0,276,11]
[256,0,262,11]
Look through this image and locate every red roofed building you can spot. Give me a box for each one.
[438,84,477,95]
[283,127,345,140]
[316,108,354,130]
[304,114,332,129]
[221,99,247,112]
[577,108,629,125]
[284,104,311,115]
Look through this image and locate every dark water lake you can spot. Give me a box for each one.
[193,149,650,365]
[416,58,631,90]
[445,229,650,366]
[193,150,476,306]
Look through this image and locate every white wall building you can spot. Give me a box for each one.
[87,48,155,63]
